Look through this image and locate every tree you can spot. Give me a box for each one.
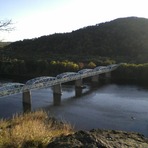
[0,19,13,31]
[87,61,96,68]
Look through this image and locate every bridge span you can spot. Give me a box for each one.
[0,64,121,109]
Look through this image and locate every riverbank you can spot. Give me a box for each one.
[0,110,148,147]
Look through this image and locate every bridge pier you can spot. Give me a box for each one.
[75,79,83,88]
[91,75,99,86]
[75,79,83,97]
[105,72,111,83]
[75,87,83,97]
[92,75,99,82]
[105,72,111,78]
[22,90,31,112]
[53,84,62,105]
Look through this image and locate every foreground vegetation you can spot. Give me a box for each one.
[0,110,73,148]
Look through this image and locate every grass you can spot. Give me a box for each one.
[0,110,73,148]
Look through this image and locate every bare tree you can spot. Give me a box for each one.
[0,19,14,32]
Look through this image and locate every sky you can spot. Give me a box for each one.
[0,0,148,42]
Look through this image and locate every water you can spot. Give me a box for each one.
[0,83,148,137]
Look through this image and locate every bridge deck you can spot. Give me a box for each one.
[0,64,121,97]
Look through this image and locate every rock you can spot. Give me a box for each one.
[47,130,108,148]
[47,129,148,148]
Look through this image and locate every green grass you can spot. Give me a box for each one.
[0,110,73,148]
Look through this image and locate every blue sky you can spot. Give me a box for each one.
[1,0,148,41]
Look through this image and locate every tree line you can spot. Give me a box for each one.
[0,59,98,79]
[112,63,148,82]
[1,59,148,83]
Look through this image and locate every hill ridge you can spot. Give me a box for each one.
[1,16,148,63]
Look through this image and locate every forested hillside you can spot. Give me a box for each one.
[1,17,148,63]
[1,17,148,80]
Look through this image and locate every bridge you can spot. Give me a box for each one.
[0,64,120,108]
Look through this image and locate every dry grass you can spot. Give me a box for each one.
[0,110,73,148]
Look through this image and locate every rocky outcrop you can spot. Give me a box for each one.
[47,129,148,148]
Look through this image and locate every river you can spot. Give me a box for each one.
[0,82,148,137]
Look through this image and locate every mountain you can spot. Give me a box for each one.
[1,17,148,63]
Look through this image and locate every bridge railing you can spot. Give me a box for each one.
[0,83,24,97]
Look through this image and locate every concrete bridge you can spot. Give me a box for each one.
[0,64,120,108]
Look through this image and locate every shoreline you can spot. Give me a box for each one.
[0,110,148,147]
